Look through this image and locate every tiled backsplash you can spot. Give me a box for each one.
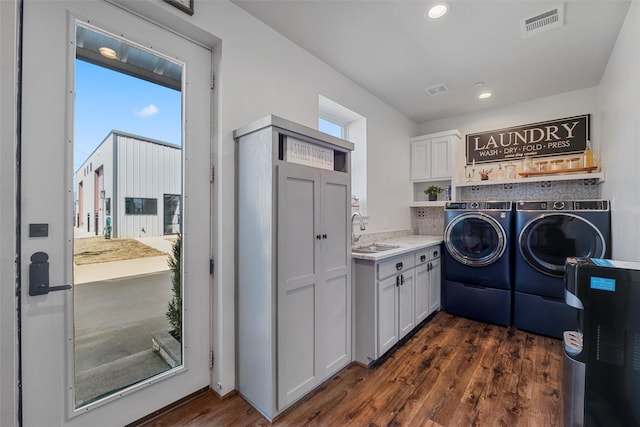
[458,178,600,201]
[413,207,445,236]
[413,179,601,236]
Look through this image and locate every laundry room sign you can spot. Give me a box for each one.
[466,114,590,164]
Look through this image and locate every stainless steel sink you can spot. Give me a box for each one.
[352,243,400,254]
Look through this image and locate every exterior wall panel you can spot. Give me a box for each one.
[75,131,180,239]
[116,134,181,238]
[75,133,114,235]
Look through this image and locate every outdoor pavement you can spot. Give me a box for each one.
[73,228,176,284]
[74,255,170,284]
[71,229,179,404]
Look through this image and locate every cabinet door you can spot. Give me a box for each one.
[320,171,351,376]
[377,276,398,357]
[398,270,415,339]
[277,164,321,408]
[411,140,431,180]
[429,258,442,314]
[414,264,429,324]
[430,136,452,178]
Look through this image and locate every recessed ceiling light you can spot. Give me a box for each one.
[425,2,450,20]
[478,92,492,99]
[99,47,117,60]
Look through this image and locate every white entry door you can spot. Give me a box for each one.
[20,1,212,425]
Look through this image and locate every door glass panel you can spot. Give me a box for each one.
[522,215,605,276]
[73,23,183,408]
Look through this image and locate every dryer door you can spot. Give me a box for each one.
[445,212,507,267]
[519,213,607,277]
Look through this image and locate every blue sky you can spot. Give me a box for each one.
[74,60,182,171]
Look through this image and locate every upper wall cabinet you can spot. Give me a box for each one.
[410,130,461,181]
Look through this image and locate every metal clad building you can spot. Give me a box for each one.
[75,130,181,238]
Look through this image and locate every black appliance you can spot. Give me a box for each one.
[513,200,610,338]
[443,201,513,326]
[563,257,640,427]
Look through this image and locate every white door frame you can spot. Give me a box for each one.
[0,1,20,426]
[20,1,213,424]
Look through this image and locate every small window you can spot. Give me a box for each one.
[125,197,157,215]
[319,116,346,139]
[319,95,367,214]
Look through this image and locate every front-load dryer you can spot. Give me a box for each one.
[513,200,611,338]
[443,201,514,326]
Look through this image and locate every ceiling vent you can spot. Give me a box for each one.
[425,83,450,96]
[520,4,565,39]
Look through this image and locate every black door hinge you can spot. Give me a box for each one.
[210,258,214,275]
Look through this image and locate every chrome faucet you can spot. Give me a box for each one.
[351,211,366,243]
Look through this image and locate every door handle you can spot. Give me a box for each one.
[29,252,71,296]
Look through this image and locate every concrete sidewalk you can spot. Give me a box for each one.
[73,235,177,284]
[74,256,170,284]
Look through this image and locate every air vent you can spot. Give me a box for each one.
[424,83,450,96]
[520,4,565,39]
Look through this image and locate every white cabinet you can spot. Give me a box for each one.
[398,269,415,339]
[376,255,415,357]
[277,164,351,407]
[376,254,414,357]
[429,256,442,313]
[410,130,461,181]
[410,130,461,206]
[415,247,442,323]
[235,115,353,420]
[354,244,441,365]
[410,140,432,180]
[377,275,398,356]
[414,262,429,324]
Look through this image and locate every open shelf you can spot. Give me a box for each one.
[455,171,604,188]
[409,201,447,208]
[518,166,598,178]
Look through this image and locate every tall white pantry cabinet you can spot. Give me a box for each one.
[234,115,354,421]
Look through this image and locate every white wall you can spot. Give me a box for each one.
[599,0,640,261]
[205,1,416,394]
[418,86,601,164]
[110,0,418,398]
[0,0,18,425]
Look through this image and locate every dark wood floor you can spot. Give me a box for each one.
[142,312,563,426]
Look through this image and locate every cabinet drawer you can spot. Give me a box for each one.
[378,254,414,280]
[416,246,441,264]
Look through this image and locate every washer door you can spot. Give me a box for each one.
[519,213,606,277]
[445,212,507,267]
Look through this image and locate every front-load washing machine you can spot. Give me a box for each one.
[514,200,611,338]
[443,201,514,326]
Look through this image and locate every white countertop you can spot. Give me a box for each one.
[351,234,443,261]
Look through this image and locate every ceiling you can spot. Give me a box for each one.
[232,0,631,123]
